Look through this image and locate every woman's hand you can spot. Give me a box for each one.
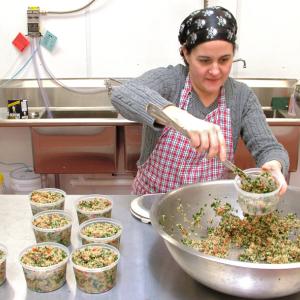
[162,106,226,161]
[261,160,287,196]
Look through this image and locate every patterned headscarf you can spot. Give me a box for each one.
[178,6,237,51]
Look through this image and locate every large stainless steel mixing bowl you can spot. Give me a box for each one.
[150,180,300,299]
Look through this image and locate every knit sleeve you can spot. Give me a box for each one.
[239,86,290,176]
[111,65,183,129]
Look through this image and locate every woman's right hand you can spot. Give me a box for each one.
[162,105,226,161]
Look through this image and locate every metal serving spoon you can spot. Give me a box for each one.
[146,103,250,181]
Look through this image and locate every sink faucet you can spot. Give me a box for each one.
[105,79,112,96]
[105,78,123,96]
[233,58,247,68]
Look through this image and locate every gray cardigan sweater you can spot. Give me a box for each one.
[111,64,289,176]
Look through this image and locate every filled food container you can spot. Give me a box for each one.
[19,242,69,292]
[71,243,120,294]
[234,168,281,215]
[32,210,72,246]
[75,195,113,224]
[29,188,66,215]
[79,218,122,249]
[0,243,7,286]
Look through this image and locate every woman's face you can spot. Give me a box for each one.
[183,40,234,97]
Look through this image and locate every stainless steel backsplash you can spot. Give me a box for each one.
[0,78,126,108]
[0,78,297,108]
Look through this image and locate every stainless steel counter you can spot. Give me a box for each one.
[0,105,300,127]
[2,117,300,127]
[0,115,136,127]
[0,194,300,300]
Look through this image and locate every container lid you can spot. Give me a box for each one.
[10,167,40,181]
[130,193,164,224]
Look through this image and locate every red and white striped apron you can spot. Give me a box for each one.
[132,76,234,195]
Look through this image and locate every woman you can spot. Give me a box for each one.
[112,6,289,195]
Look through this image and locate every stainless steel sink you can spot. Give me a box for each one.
[35,107,287,120]
[40,108,118,119]
[262,108,286,118]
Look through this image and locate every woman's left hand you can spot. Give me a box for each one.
[261,160,287,196]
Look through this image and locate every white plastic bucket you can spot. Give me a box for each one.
[0,172,4,194]
[10,167,41,194]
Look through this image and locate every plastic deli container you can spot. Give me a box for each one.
[29,188,66,215]
[0,243,7,286]
[32,210,73,246]
[79,218,122,249]
[234,168,281,215]
[19,242,69,293]
[10,167,41,195]
[75,195,113,225]
[71,243,120,294]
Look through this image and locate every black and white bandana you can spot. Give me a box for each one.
[178,6,237,50]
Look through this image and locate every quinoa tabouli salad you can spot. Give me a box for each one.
[161,199,300,264]
[0,250,4,264]
[235,169,281,215]
[77,197,112,212]
[239,171,279,194]
[30,189,66,215]
[32,211,72,246]
[71,244,120,294]
[33,213,70,229]
[0,250,5,261]
[76,196,113,224]
[30,190,65,204]
[80,219,122,248]
[20,243,69,292]
[0,246,7,286]
[21,245,67,267]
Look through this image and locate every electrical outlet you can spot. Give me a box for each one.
[27,6,41,37]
